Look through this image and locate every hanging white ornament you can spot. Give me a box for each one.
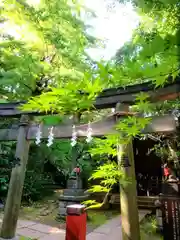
[71,125,77,147]
[35,125,42,145]
[86,122,93,143]
[47,127,54,147]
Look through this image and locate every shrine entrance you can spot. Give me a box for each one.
[0,79,179,239]
[134,138,162,197]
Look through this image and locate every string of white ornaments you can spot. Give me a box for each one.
[35,125,54,147]
[35,125,42,145]
[70,122,93,146]
[47,126,54,147]
[36,122,93,147]
[86,122,93,143]
[71,125,77,147]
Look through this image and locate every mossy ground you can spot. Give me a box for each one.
[140,215,163,240]
[19,191,119,233]
[0,191,162,239]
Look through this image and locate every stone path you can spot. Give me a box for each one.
[17,220,65,239]
[87,210,149,240]
[87,215,122,240]
[0,210,149,240]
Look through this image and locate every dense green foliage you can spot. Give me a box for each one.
[84,0,180,207]
[0,2,179,240]
[0,0,95,100]
[0,139,96,202]
[0,0,179,212]
[0,0,98,202]
[114,0,180,87]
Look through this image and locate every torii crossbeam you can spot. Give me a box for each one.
[0,78,179,117]
[0,114,176,141]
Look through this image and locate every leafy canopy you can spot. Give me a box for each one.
[113,0,180,87]
[0,0,95,100]
[1,0,179,209]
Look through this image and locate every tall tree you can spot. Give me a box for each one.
[113,0,180,87]
[0,0,96,101]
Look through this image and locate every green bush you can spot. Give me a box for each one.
[23,171,54,202]
[0,142,15,198]
[0,142,55,202]
[0,139,98,203]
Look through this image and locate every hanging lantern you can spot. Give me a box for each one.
[86,122,93,143]
[35,125,42,145]
[71,125,77,147]
[47,127,54,147]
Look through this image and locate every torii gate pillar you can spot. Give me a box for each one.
[0,115,30,239]
[116,103,140,240]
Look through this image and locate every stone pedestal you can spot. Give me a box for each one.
[57,178,89,220]
[67,178,82,189]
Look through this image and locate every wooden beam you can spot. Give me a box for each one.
[0,79,179,117]
[96,81,180,109]
[0,115,176,141]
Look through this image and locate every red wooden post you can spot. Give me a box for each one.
[66,204,86,240]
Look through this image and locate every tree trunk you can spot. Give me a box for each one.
[0,115,30,239]
[117,140,140,240]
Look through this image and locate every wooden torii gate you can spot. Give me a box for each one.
[0,79,180,240]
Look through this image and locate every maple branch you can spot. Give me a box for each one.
[135,67,180,83]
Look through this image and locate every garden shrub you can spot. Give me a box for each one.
[0,139,98,203]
